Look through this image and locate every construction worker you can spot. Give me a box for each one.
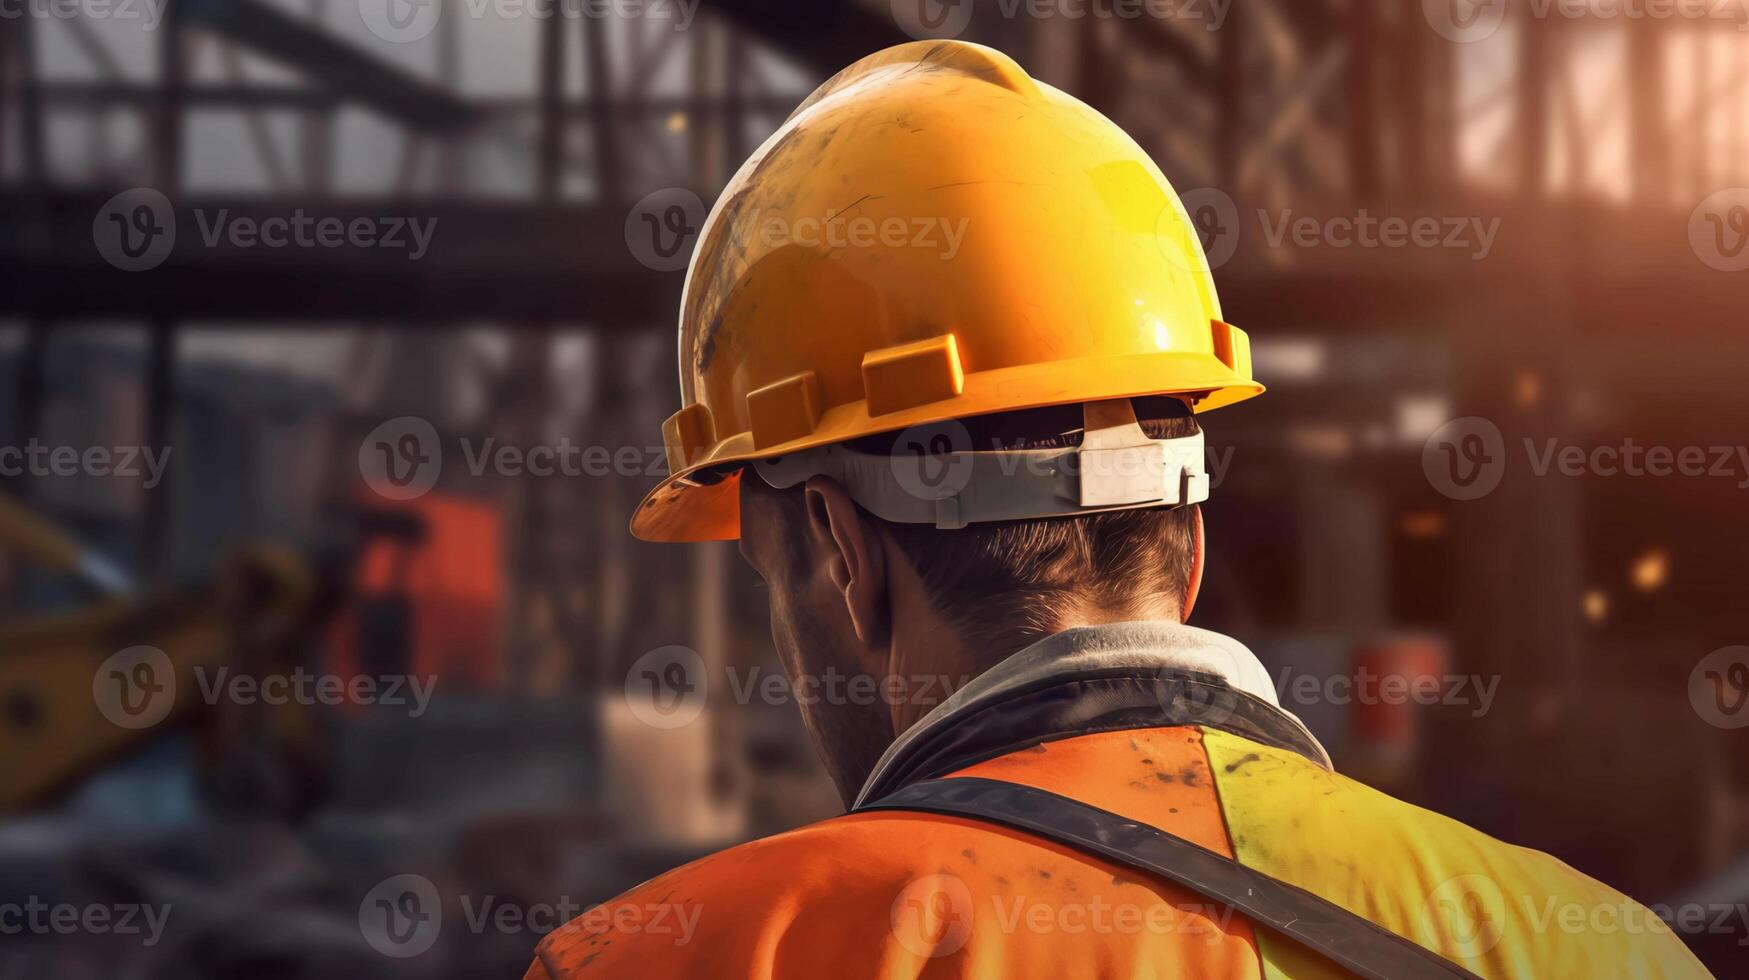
[526,41,1710,979]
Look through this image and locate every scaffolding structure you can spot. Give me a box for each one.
[3,0,1748,937]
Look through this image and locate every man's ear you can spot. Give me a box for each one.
[1182,504,1205,622]
[802,476,889,645]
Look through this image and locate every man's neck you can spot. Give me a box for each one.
[882,605,1183,736]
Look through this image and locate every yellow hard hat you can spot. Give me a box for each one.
[632,40,1261,542]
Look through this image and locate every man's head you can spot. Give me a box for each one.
[736,399,1206,804]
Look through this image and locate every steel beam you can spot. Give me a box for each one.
[699,0,908,77]
[180,0,473,132]
[0,190,676,323]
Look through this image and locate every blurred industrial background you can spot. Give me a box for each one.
[2,0,1748,976]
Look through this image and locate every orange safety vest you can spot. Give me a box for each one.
[526,642,1710,979]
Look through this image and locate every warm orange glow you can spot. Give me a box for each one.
[1399,511,1447,539]
[1582,588,1609,623]
[1630,548,1670,592]
[1515,370,1543,409]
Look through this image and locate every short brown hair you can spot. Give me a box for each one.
[762,397,1201,656]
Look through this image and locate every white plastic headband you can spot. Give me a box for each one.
[753,399,1209,529]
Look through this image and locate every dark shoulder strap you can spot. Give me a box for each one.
[859,776,1483,980]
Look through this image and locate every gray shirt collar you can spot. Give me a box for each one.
[853,620,1327,808]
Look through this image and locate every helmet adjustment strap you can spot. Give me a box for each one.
[753,399,1209,530]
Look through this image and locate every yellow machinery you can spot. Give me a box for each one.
[0,492,331,813]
